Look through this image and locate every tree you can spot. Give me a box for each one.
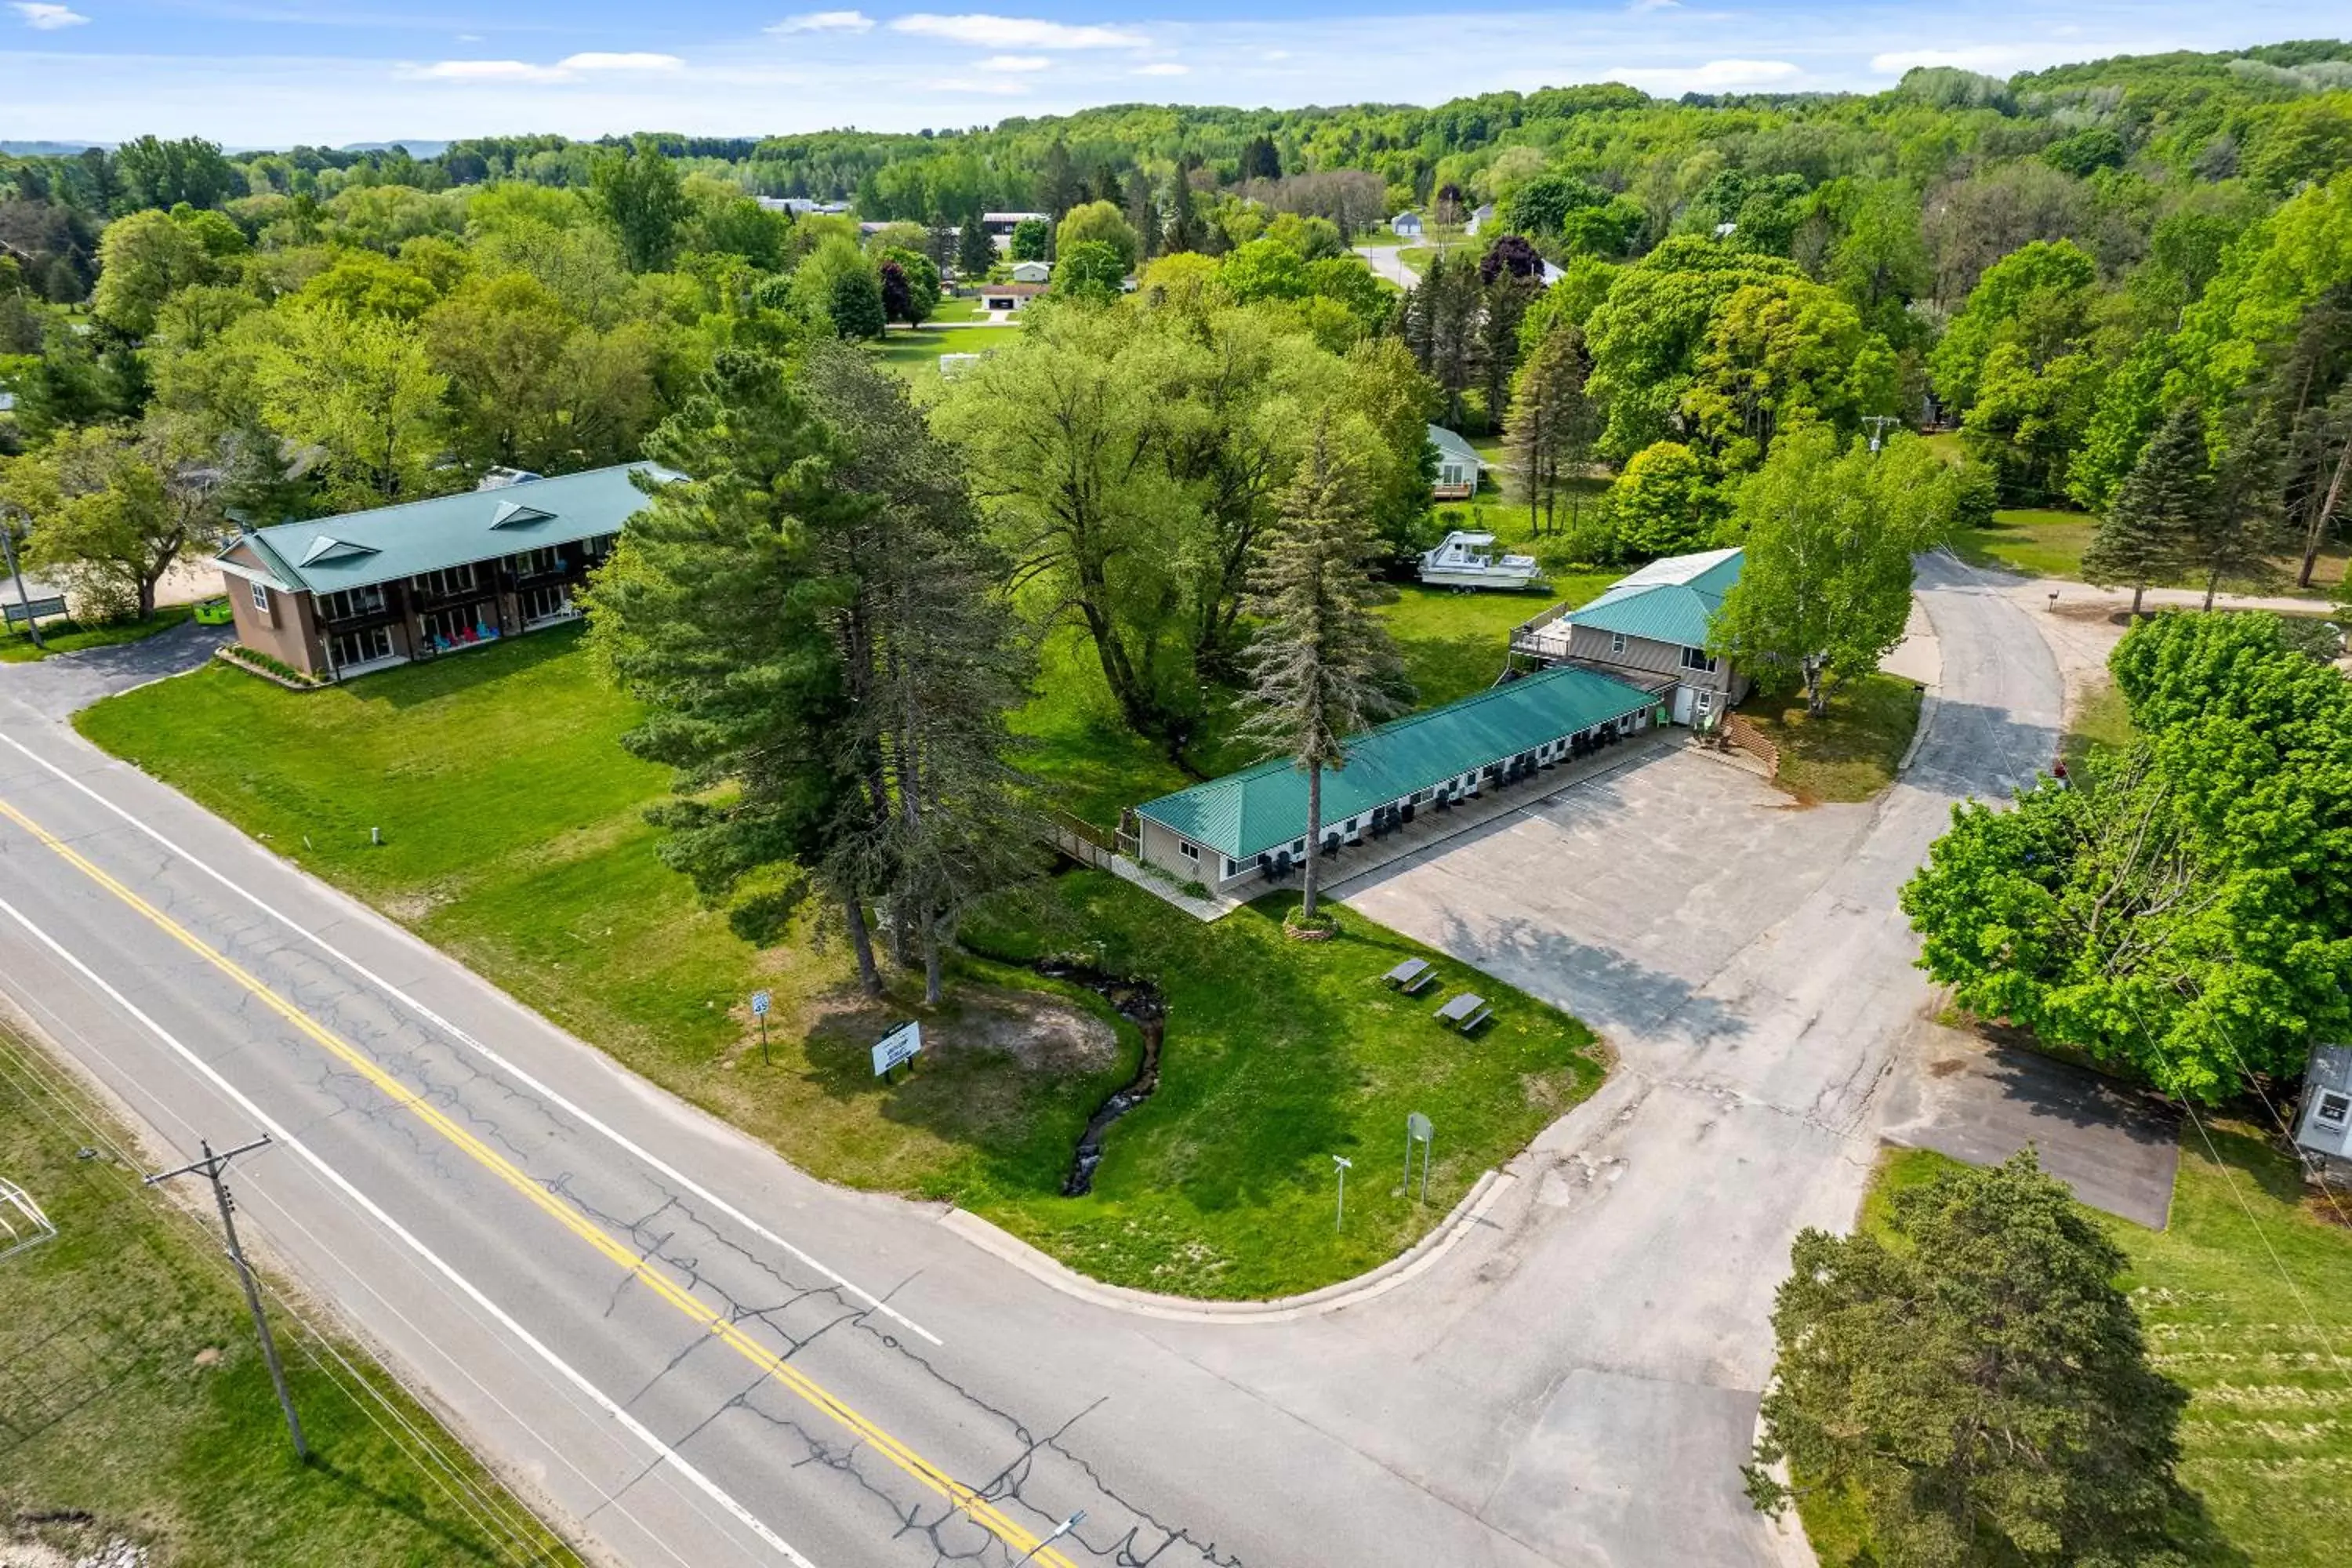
[1478,270,1537,432]
[1904,610,2352,1099]
[794,235,886,339]
[16,423,225,619]
[1008,217,1051,263]
[1682,279,1894,472]
[2080,401,2203,615]
[1051,241,1125,302]
[589,140,691,273]
[1505,323,1599,535]
[1712,428,1959,714]
[423,273,656,475]
[1748,1152,2189,1567]
[1239,418,1410,924]
[1961,343,2102,504]
[1240,136,1282,183]
[1606,440,1715,559]
[878,247,941,327]
[1403,250,1483,430]
[112,136,236,212]
[90,209,225,337]
[1054,201,1140,274]
[2185,406,2285,608]
[1163,159,1206,255]
[255,302,448,506]
[1927,239,2099,412]
[955,215,996,281]
[1221,238,1312,303]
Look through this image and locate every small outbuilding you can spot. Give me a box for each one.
[1009,259,1052,284]
[1427,424,1483,499]
[1465,202,1495,235]
[976,281,1046,312]
[2293,1042,2352,1181]
[1391,211,1424,238]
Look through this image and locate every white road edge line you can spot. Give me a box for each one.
[0,731,941,1347]
[0,890,818,1568]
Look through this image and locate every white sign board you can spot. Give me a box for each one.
[750,989,771,1017]
[872,1022,923,1077]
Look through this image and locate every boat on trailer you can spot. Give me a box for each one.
[1417,531,1541,590]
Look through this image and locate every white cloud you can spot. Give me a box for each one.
[411,59,571,83]
[976,53,1049,71]
[924,75,1033,95]
[1869,45,2042,74]
[770,9,873,31]
[12,2,89,29]
[557,51,685,72]
[1603,57,1802,93]
[891,13,1149,50]
[1132,62,1188,76]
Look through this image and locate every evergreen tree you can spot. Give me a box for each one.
[955,215,996,281]
[1749,1152,2190,1567]
[2189,404,2286,608]
[1479,272,1537,433]
[1504,323,1599,535]
[1408,252,1484,430]
[2081,400,2205,615]
[1239,419,1410,925]
[1163,158,1205,255]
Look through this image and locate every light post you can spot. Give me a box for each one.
[0,507,43,652]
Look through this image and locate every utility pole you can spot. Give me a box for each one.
[0,510,45,652]
[149,1135,308,1461]
[1863,414,1901,454]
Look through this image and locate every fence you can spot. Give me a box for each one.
[1047,810,1117,872]
[1720,713,1780,774]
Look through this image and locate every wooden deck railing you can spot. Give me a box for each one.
[1720,713,1780,774]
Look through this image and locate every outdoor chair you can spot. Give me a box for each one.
[1399,801,1415,825]
[1274,851,1294,878]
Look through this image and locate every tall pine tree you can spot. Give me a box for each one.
[2081,400,2205,616]
[1505,323,1599,535]
[1240,418,1410,926]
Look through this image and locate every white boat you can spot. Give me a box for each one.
[1417,531,1541,590]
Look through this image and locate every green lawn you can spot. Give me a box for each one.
[0,1020,577,1567]
[77,628,1605,1299]
[1809,1139,2352,1567]
[1954,507,2350,599]
[1377,575,1616,707]
[0,604,193,662]
[927,293,985,323]
[1009,624,1195,830]
[1739,673,1925,804]
[866,322,1022,397]
[2062,675,2135,776]
[957,872,1606,1297]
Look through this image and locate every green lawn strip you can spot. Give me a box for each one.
[1953,508,2348,599]
[1377,576,1614,707]
[958,871,1606,1298]
[1737,673,1924,804]
[0,1021,579,1567]
[1809,1138,2352,1567]
[0,604,194,663]
[865,322,1022,398]
[2061,675,2135,775]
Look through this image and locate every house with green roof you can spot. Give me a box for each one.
[211,463,672,681]
[1131,663,1664,892]
[1509,546,1751,726]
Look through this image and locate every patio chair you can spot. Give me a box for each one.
[1399,800,1415,825]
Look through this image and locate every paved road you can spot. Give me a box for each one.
[1354,243,1421,289]
[0,550,2059,1568]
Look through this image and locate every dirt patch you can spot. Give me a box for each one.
[2,1515,148,1568]
[1926,1058,1966,1079]
[808,983,1116,1076]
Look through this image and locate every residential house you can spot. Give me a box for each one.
[1511,547,1751,726]
[1008,259,1052,284]
[1428,424,1483,499]
[1390,211,1424,238]
[1465,202,1495,235]
[757,197,849,216]
[980,211,1049,252]
[976,281,1046,313]
[211,463,670,682]
[2294,1042,2352,1181]
[1131,664,1662,893]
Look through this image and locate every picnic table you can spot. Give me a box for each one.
[1381,957,1434,994]
[1435,992,1492,1031]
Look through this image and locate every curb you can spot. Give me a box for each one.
[938,1167,1517,1324]
[1896,691,1940,775]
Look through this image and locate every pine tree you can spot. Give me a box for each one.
[1505,324,1599,535]
[1240,419,1410,926]
[955,215,996,282]
[1479,272,1537,433]
[2082,401,2205,616]
[2191,406,2286,608]
[1163,158,1204,255]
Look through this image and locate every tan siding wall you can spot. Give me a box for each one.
[221,567,324,676]
[1565,625,1745,698]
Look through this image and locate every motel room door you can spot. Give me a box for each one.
[1671,685,1695,725]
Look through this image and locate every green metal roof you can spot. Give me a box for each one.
[1563,546,1743,649]
[219,463,675,595]
[1426,424,1483,474]
[1138,664,1661,861]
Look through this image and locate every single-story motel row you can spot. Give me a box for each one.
[211,469,1755,899]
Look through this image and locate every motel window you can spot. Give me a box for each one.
[510,546,561,577]
[250,580,270,614]
[1291,839,1305,854]
[414,564,479,597]
[1610,632,1627,655]
[320,586,386,621]
[1178,840,1199,862]
[1225,857,1241,878]
[1680,646,1718,672]
[2321,1091,2351,1127]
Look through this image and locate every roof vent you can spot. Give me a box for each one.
[299,536,380,566]
[490,501,556,529]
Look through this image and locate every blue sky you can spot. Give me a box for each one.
[0,1,2345,148]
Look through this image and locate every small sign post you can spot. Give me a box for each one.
[750,989,771,1065]
[871,1021,922,1083]
[1405,1112,1433,1204]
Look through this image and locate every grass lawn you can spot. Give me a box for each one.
[1009,624,1194,829]
[865,322,1022,397]
[0,1019,576,1567]
[957,871,1606,1297]
[927,294,985,323]
[1377,575,1616,706]
[78,629,1602,1299]
[1954,508,2350,600]
[1807,1139,2352,1567]
[2062,674,2135,776]
[0,604,193,663]
[1738,673,1924,804]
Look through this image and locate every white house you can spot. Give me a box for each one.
[1391,211,1424,238]
[980,211,1049,252]
[1009,259,1052,284]
[1427,424,1483,499]
[1465,202,1495,235]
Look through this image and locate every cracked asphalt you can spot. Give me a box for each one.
[0,550,2060,1567]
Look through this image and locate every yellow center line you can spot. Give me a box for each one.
[0,796,1072,1568]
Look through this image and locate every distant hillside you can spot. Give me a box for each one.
[0,140,109,156]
